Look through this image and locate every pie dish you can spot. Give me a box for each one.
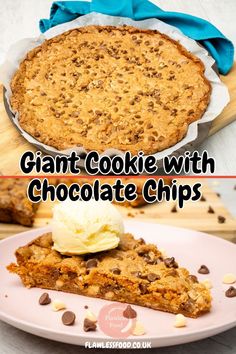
[7,231,211,318]
[10,25,211,155]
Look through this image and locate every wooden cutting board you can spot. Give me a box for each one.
[0,181,236,242]
[0,64,236,175]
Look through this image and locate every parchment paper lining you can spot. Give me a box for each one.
[0,12,230,161]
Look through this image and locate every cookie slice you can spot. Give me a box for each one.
[8,232,211,318]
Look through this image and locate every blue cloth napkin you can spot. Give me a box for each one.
[40,0,234,75]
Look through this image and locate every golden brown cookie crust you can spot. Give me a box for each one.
[10,25,211,154]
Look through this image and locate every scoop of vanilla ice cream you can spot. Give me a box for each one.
[52,200,124,255]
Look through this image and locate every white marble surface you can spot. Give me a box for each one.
[0,0,236,174]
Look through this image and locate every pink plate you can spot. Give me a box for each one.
[0,221,236,347]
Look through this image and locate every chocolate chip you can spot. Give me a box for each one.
[164,257,178,268]
[39,293,51,305]
[123,305,137,319]
[198,265,210,274]
[139,283,148,294]
[166,269,178,277]
[180,299,194,312]
[79,153,87,159]
[171,205,177,213]
[147,273,159,282]
[188,275,199,283]
[200,196,206,202]
[170,109,177,116]
[138,238,146,245]
[84,305,88,309]
[137,249,147,256]
[51,268,60,279]
[86,259,98,269]
[62,311,76,326]
[217,193,221,198]
[95,110,102,116]
[143,254,157,265]
[208,206,215,214]
[111,268,121,275]
[67,271,77,279]
[188,109,195,116]
[225,286,236,298]
[218,215,226,224]
[84,318,97,332]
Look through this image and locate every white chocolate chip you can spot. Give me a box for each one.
[223,273,236,284]
[105,291,114,300]
[85,309,97,323]
[188,290,198,301]
[174,314,187,328]
[201,279,213,289]
[56,280,64,288]
[87,285,100,296]
[132,321,146,336]
[51,299,66,312]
